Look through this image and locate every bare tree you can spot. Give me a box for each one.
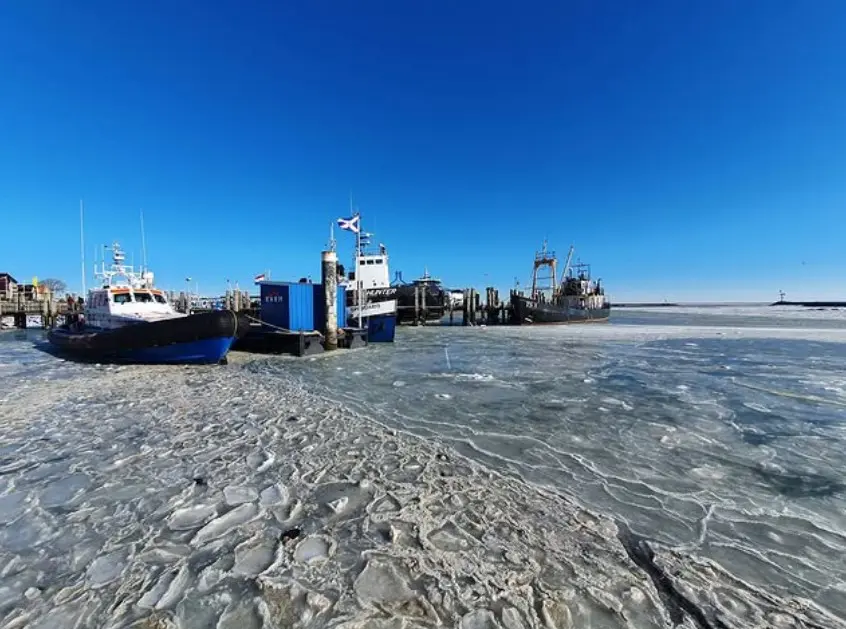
[40,278,67,294]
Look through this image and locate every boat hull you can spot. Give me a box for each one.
[48,310,246,364]
[510,295,610,324]
[395,284,447,324]
[366,313,397,342]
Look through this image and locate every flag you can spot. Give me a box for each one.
[337,215,360,233]
[32,276,38,288]
[185,277,192,282]
[254,273,266,283]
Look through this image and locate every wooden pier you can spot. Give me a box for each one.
[0,297,69,329]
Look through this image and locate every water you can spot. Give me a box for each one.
[1,307,845,628]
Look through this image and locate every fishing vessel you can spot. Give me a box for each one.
[510,241,610,324]
[48,242,245,363]
[337,213,397,342]
[394,269,448,325]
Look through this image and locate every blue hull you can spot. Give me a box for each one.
[366,313,396,343]
[48,310,244,365]
[118,337,236,364]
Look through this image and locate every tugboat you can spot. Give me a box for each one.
[510,241,610,324]
[394,269,448,325]
[48,242,245,363]
[337,213,397,342]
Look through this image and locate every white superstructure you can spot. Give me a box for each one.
[337,216,397,326]
[83,242,183,330]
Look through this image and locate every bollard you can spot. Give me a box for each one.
[321,250,338,350]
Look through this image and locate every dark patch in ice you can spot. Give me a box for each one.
[616,521,730,629]
[287,415,298,422]
[751,466,845,498]
[280,527,301,543]
[740,431,776,446]
[193,477,206,486]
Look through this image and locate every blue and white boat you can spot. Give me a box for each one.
[338,213,397,343]
[48,242,245,364]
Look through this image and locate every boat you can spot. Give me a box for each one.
[394,269,449,325]
[48,242,245,364]
[510,242,610,324]
[337,213,397,342]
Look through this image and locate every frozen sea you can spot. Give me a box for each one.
[0,305,845,628]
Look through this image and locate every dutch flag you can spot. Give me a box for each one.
[254,273,266,283]
[337,215,360,234]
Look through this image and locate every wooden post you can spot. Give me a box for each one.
[321,250,338,350]
[462,289,469,326]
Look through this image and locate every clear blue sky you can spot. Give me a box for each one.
[1,1,844,301]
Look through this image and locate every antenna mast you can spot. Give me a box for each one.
[79,200,87,295]
[559,244,575,285]
[140,208,148,271]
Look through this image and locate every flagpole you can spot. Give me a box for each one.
[79,200,86,296]
[356,211,362,329]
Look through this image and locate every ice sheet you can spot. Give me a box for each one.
[1,317,845,627]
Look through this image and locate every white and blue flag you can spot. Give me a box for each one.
[337,215,360,233]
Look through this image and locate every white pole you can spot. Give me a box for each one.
[356,213,362,328]
[80,200,86,295]
[140,208,148,272]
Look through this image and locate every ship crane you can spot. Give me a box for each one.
[559,244,575,287]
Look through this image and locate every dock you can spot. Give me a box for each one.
[0,296,70,329]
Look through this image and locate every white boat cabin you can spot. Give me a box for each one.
[356,252,390,289]
[85,287,178,329]
[83,241,182,329]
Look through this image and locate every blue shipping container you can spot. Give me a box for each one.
[260,282,315,331]
[312,284,346,332]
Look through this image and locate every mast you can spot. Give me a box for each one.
[79,200,87,295]
[530,239,557,298]
[356,211,362,328]
[559,244,575,285]
[328,220,336,252]
[140,208,148,272]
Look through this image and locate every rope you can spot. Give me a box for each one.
[242,313,325,340]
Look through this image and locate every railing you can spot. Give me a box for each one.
[0,300,71,315]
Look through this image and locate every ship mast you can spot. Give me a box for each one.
[530,239,557,299]
[350,193,362,329]
[356,214,362,328]
[559,244,575,286]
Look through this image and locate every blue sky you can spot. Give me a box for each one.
[1,1,844,302]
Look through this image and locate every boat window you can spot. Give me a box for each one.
[153,293,167,304]
[113,293,133,304]
[375,259,383,264]
[134,291,154,303]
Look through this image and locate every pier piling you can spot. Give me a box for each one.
[321,250,339,350]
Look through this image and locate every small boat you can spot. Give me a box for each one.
[510,242,610,324]
[48,242,245,364]
[337,213,397,342]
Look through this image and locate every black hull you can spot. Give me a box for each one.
[48,310,249,363]
[395,284,447,324]
[510,295,610,324]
